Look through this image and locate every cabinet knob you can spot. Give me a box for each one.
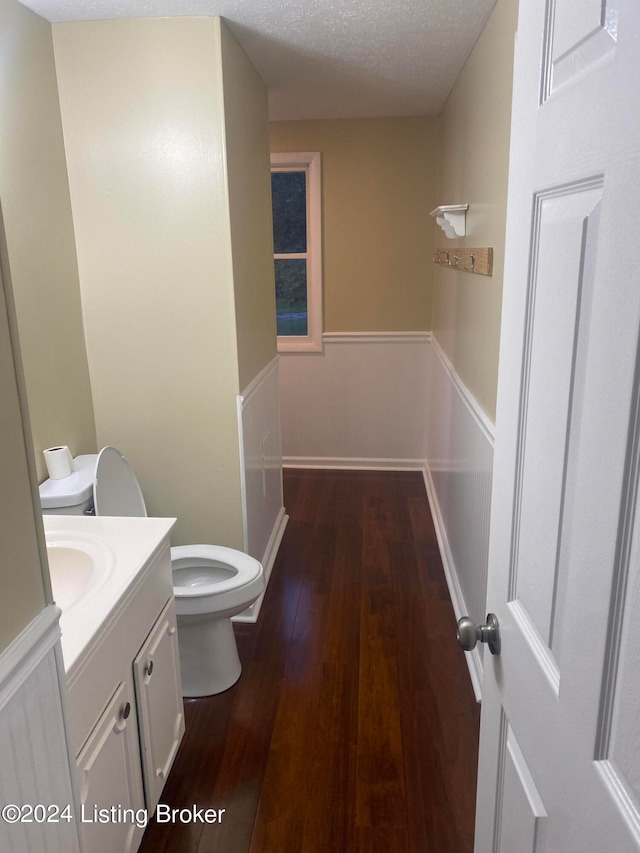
[121,701,131,721]
[145,661,154,677]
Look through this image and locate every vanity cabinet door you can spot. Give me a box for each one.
[76,680,145,853]
[133,597,185,811]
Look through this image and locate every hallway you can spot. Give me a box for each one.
[139,469,479,852]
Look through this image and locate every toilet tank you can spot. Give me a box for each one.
[40,454,98,515]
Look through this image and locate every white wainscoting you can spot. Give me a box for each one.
[235,356,288,623]
[0,606,81,852]
[279,332,430,469]
[424,335,495,700]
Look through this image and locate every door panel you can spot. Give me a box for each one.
[545,0,619,95]
[513,182,602,656]
[494,714,547,853]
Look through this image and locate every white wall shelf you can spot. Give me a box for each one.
[429,204,469,238]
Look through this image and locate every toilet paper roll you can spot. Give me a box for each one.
[43,446,74,480]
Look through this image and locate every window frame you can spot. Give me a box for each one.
[271,151,323,353]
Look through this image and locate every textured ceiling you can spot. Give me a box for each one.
[19,0,497,120]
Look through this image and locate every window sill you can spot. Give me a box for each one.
[277,336,324,354]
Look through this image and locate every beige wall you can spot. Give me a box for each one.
[0,0,96,482]
[270,117,438,332]
[53,17,246,548]
[220,24,277,392]
[433,0,518,422]
[0,232,49,653]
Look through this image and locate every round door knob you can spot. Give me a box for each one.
[121,701,131,720]
[456,613,501,655]
[457,616,482,651]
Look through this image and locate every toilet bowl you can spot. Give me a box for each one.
[40,446,264,697]
[171,545,264,696]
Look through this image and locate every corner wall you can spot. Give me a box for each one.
[0,250,48,651]
[220,23,277,392]
[0,0,96,482]
[220,23,285,587]
[53,17,245,548]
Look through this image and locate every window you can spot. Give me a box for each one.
[271,152,322,352]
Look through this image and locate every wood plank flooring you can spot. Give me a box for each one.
[138,469,480,853]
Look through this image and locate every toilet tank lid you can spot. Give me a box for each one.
[39,454,98,509]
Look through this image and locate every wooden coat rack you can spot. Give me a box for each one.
[432,247,494,277]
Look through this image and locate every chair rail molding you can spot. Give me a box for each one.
[322,331,432,345]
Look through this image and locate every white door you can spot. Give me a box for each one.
[474,0,640,850]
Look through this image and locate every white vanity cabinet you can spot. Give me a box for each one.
[76,679,145,853]
[57,519,184,853]
[133,597,185,810]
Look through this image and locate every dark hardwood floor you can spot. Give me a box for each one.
[139,469,480,853]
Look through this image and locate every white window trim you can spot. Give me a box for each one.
[271,151,323,353]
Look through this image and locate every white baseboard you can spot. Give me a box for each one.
[283,456,425,471]
[232,507,289,624]
[422,464,483,702]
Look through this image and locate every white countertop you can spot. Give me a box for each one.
[43,514,176,675]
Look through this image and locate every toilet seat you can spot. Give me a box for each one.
[171,545,263,597]
[170,544,264,617]
[94,446,147,517]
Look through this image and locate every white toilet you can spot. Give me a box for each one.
[40,446,265,697]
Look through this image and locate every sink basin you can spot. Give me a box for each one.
[46,531,115,615]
